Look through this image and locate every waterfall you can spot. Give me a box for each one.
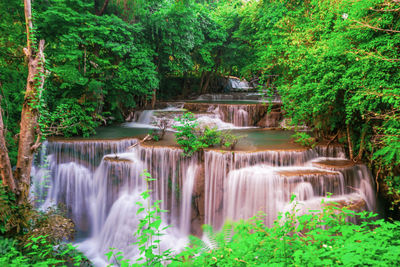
[204,151,232,228]
[135,110,155,124]
[196,92,261,101]
[91,152,144,236]
[180,164,199,235]
[138,146,199,225]
[206,104,256,127]
[229,78,252,90]
[224,166,344,226]
[32,141,195,265]
[124,105,184,129]
[45,138,138,171]
[204,147,375,229]
[31,131,376,265]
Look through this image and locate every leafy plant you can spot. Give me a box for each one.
[0,185,31,236]
[0,235,88,266]
[220,131,241,150]
[173,113,243,156]
[198,126,222,147]
[292,132,316,148]
[172,196,400,266]
[39,99,102,137]
[172,112,207,156]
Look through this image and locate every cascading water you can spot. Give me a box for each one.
[32,139,203,265]
[224,166,343,226]
[203,145,375,229]
[31,99,377,266]
[123,104,184,129]
[180,164,199,235]
[136,110,155,124]
[229,78,252,90]
[206,104,256,127]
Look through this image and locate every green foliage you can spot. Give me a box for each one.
[292,132,317,148]
[173,112,207,156]
[173,197,400,266]
[220,131,241,150]
[35,0,158,122]
[0,235,88,266]
[226,0,400,196]
[148,130,160,142]
[39,99,102,137]
[198,126,222,147]
[173,112,242,156]
[1,185,86,265]
[0,185,31,236]
[0,0,27,165]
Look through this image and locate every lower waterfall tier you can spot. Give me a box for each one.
[31,138,375,265]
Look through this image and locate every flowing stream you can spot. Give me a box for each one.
[31,92,376,265]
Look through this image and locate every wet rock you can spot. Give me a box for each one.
[313,159,356,170]
[256,111,282,128]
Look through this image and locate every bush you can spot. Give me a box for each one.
[39,99,102,137]
[172,112,208,156]
[173,113,242,156]
[0,235,88,266]
[173,198,400,266]
[292,132,316,148]
[1,185,88,265]
[198,126,222,147]
[0,185,31,236]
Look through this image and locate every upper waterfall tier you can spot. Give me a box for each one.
[123,101,283,129]
[184,102,282,127]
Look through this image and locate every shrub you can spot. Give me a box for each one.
[172,112,207,156]
[39,99,102,137]
[173,113,242,156]
[0,235,88,266]
[0,185,87,265]
[172,197,400,266]
[0,185,31,236]
[198,126,222,147]
[292,132,316,148]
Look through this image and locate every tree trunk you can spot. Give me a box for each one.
[354,124,368,162]
[0,0,45,200]
[201,71,211,94]
[199,71,205,93]
[96,0,110,16]
[182,71,189,97]
[151,89,156,109]
[13,0,46,203]
[0,101,16,192]
[346,124,354,161]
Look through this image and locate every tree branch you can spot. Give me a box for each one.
[0,98,16,192]
[97,0,110,16]
[352,19,400,33]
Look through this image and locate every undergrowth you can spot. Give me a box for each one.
[173,198,400,266]
[105,192,400,266]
